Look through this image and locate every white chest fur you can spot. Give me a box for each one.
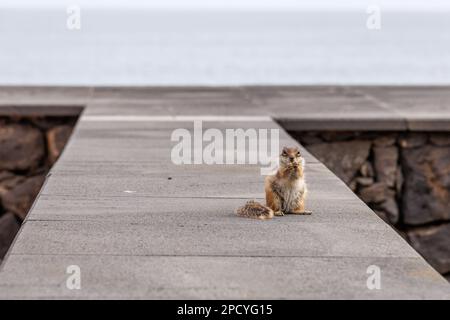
[281,177,306,212]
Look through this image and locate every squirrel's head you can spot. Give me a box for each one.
[279,146,304,170]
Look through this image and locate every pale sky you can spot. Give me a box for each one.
[2,0,450,10]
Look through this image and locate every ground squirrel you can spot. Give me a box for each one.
[236,146,312,220]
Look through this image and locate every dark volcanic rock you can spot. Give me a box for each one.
[373,146,398,187]
[30,116,76,130]
[0,171,26,191]
[378,190,399,224]
[0,124,45,171]
[356,177,374,187]
[320,131,359,142]
[46,125,73,164]
[348,179,357,192]
[0,175,46,220]
[395,167,403,194]
[373,135,397,147]
[0,118,77,262]
[360,161,374,178]
[306,140,371,184]
[399,133,427,148]
[0,213,21,259]
[298,134,323,145]
[358,182,387,204]
[429,133,450,146]
[402,146,450,225]
[0,171,15,181]
[408,224,450,274]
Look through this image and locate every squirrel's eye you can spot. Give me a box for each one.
[282,152,287,157]
[297,152,301,156]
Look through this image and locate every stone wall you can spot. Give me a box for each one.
[0,116,76,260]
[290,131,450,280]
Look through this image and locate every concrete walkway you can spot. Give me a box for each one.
[0,86,449,299]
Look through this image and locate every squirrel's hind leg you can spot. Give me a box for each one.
[266,185,284,216]
[289,196,312,215]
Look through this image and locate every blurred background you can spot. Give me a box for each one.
[0,0,449,85]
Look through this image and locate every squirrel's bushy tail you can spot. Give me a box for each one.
[236,200,274,220]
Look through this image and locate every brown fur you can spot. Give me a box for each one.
[236,200,274,220]
[265,146,311,216]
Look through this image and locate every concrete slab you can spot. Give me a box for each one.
[11,208,417,257]
[50,158,327,180]
[86,101,261,117]
[27,195,377,224]
[278,117,407,131]
[41,163,353,201]
[55,145,319,168]
[0,86,92,105]
[11,212,416,259]
[91,87,249,103]
[357,86,450,131]
[1,255,448,299]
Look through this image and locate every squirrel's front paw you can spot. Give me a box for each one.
[274,211,284,216]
